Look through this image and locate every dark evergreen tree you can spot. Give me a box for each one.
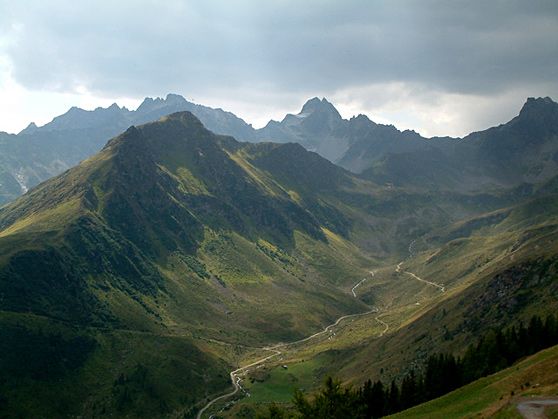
[385,380,399,414]
[293,377,362,419]
[359,379,386,418]
[528,316,545,353]
[400,370,419,410]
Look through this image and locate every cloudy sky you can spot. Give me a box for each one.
[1,0,557,136]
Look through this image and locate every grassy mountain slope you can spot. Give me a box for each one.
[0,112,387,417]
[390,344,558,418]
[337,189,558,384]
[223,186,558,417]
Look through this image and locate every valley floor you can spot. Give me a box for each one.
[199,214,558,418]
[198,247,449,418]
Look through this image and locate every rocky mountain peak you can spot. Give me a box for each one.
[519,96,558,118]
[105,111,208,154]
[300,97,342,120]
[18,122,38,135]
[136,93,189,114]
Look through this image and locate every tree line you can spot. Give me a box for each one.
[263,313,558,418]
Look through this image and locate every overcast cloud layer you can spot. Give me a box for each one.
[1,0,557,136]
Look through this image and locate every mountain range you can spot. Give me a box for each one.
[0,95,557,417]
[2,94,557,208]
[0,94,256,204]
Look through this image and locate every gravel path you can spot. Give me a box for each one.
[517,398,558,419]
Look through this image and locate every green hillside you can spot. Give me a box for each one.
[390,344,558,418]
[222,188,558,418]
[0,112,375,417]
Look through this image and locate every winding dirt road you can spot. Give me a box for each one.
[352,270,375,297]
[197,271,381,418]
[396,262,445,293]
[196,347,282,419]
[374,315,390,337]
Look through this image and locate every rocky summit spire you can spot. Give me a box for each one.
[519,96,558,119]
[300,97,342,120]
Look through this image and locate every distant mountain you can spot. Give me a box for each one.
[26,93,256,137]
[338,96,558,192]
[255,97,447,168]
[457,96,558,187]
[0,94,444,206]
[3,94,556,207]
[0,94,256,205]
[257,97,348,161]
[254,97,464,189]
[259,95,558,193]
[133,93,257,141]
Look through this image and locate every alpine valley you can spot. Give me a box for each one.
[1,95,558,418]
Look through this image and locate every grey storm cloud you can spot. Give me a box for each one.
[1,0,558,100]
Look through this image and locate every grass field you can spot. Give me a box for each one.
[244,355,329,403]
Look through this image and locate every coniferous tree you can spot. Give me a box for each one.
[386,380,399,414]
[359,379,385,418]
[400,370,419,410]
[528,316,544,354]
[293,377,361,419]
